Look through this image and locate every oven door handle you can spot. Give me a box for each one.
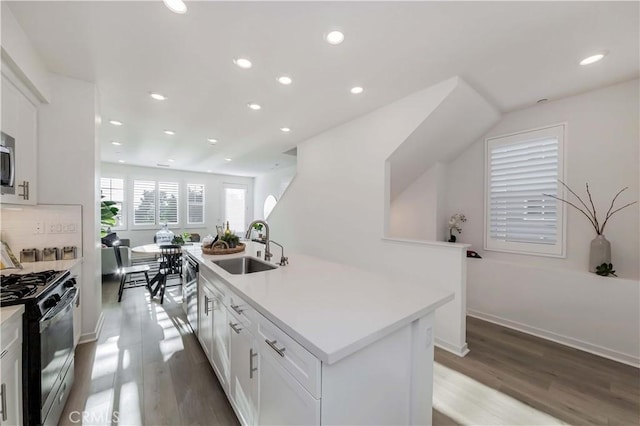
[40,290,77,333]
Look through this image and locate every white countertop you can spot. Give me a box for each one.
[0,305,24,327]
[0,258,82,276]
[185,242,453,364]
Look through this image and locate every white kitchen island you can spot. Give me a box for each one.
[184,242,453,425]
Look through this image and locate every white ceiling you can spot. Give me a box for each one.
[7,1,639,177]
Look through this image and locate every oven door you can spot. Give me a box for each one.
[40,288,77,421]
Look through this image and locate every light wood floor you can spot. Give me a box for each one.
[59,275,238,426]
[434,317,640,425]
[61,277,639,425]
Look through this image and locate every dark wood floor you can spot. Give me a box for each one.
[61,276,639,425]
[59,275,238,426]
[434,316,640,425]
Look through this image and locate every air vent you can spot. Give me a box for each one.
[157,163,170,167]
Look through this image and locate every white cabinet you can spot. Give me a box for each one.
[1,307,24,426]
[198,279,214,360]
[258,352,320,426]
[210,285,230,390]
[0,71,38,205]
[228,310,258,426]
[195,265,321,426]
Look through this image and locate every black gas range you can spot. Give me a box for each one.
[1,269,77,426]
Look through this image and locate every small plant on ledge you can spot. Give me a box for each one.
[448,213,467,243]
[595,263,617,277]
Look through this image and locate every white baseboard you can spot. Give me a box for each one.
[78,311,104,345]
[467,309,640,368]
[435,338,470,357]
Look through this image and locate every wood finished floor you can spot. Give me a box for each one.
[59,275,238,426]
[61,276,639,425]
[434,317,640,425]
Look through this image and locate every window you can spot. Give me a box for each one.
[100,177,125,229]
[485,124,565,257]
[187,183,205,225]
[223,184,247,234]
[133,180,179,226]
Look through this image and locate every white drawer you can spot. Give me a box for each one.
[257,314,321,398]
[227,290,257,332]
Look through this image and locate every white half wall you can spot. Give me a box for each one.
[102,162,254,247]
[38,73,101,340]
[266,78,474,355]
[447,79,640,365]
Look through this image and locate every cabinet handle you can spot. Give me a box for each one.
[229,322,242,334]
[249,348,258,379]
[1,383,6,421]
[204,295,209,316]
[18,181,29,200]
[230,304,244,315]
[265,339,286,357]
[0,350,7,360]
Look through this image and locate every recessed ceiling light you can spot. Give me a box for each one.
[280,127,291,132]
[350,86,364,94]
[326,30,345,45]
[277,76,293,85]
[111,141,122,146]
[225,158,232,162]
[233,58,252,69]
[207,138,218,144]
[118,159,126,163]
[109,120,123,126]
[247,103,261,110]
[163,0,187,14]
[207,170,212,173]
[168,159,175,162]
[150,93,167,101]
[580,52,607,66]
[164,130,175,135]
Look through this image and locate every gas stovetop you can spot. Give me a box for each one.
[0,270,68,305]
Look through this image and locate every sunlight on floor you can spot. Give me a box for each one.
[434,362,568,425]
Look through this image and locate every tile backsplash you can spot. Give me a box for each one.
[0,204,83,261]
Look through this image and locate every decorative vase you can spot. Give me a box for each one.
[155,223,174,246]
[589,234,611,272]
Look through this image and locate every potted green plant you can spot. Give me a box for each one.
[221,233,240,249]
[100,199,120,237]
[253,223,265,240]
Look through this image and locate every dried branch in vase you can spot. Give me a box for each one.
[543,180,637,235]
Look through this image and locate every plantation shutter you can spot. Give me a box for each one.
[100,177,125,227]
[158,182,179,225]
[187,183,205,224]
[488,137,559,245]
[224,186,247,233]
[133,180,156,225]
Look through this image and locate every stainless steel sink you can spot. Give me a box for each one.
[212,256,277,274]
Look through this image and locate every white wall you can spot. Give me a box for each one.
[253,165,296,221]
[38,73,102,342]
[266,78,471,355]
[446,79,640,365]
[102,162,254,247]
[389,163,448,241]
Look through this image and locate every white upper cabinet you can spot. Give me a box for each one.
[0,71,38,205]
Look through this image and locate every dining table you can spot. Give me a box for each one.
[130,243,186,296]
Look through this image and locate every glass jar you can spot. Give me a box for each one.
[155,223,174,246]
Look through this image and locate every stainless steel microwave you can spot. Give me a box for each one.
[1,132,16,194]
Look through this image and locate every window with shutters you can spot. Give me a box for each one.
[223,183,247,234]
[132,180,179,227]
[484,124,566,257]
[187,183,205,225]
[100,177,125,229]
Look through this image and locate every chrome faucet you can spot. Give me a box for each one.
[270,240,288,266]
[245,220,272,262]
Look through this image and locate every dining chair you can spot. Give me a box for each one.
[157,244,183,304]
[113,243,152,302]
